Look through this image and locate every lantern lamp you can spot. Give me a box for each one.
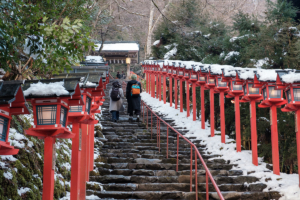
[23,78,83,200]
[222,70,244,152]
[0,81,30,155]
[277,71,300,187]
[255,70,288,176]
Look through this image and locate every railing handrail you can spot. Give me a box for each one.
[141,100,225,200]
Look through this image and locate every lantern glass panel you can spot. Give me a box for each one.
[86,97,92,114]
[232,81,242,90]
[199,76,205,82]
[208,78,215,84]
[191,74,197,79]
[69,106,83,112]
[269,86,281,98]
[263,88,267,100]
[60,106,67,127]
[294,88,300,101]
[37,105,57,125]
[286,89,292,103]
[248,84,260,94]
[218,78,227,87]
[0,116,8,142]
[243,85,247,95]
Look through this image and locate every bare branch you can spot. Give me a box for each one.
[114,0,148,17]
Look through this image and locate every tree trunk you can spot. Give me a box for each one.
[145,1,154,58]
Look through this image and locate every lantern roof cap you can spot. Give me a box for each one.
[53,72,103,88]
[0,80,27,105]
[279,71,300,83]
[22,78,81,98]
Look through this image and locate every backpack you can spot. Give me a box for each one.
[131,83,141,97]
[110,87,120,101]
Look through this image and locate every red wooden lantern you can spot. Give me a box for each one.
[180,65,191,117]
[171,63,179,108]
[222,70,244,152]
[177,63,185,112]
[205,67,218,137]
[190,65,198,121]
[23,78,83,200]
[255,70,288,175]
[162,63,168,104]
[278,71,300,186]
[214,72,229,144]
[197,65,209,129]
[235,70,263,166]
[167,63,174,107]
[0,81,30,155]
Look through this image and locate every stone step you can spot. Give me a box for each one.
[97,168,243,177]
[95,162,235,171]
[90,190,281,200]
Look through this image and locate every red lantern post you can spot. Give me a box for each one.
[162,64,168,104]
[278,71,300,185]
[23,79,83,200]
[189,66,198,121]
[197,66,209,129]
[255,71,287,175]
[222,71,244,151]
[167,63,174,107]
[205,69,217,137]
[214,75,229,144]
[183,65,191,117]
[0,81,30,155]
[171,63,179,109]
[177,64,185,112]
[157,64,162,101]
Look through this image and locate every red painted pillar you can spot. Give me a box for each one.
[180,80,183,112]
[148,73,150,94]
[70,123,81,200]
[210,88,215,137]
[89,124,95,171]
[86,124,90,181]
[186,82,190,117]
[192,83,196,121]
[174,79,178,109]
[163,75,166,104]
[235,96,241,152]
[154,74,157,98]
[79,124,88,199]
[250,100,258,166]
[201,86,205,129]
[220,92,225,143]
[158,76,162,101]
[296,110,300,186]
[271,106,280,175]
[156,75,159,99]
[169,77,173,107]
[42,137,55,200]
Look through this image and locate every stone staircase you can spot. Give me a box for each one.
[87,80,281,200]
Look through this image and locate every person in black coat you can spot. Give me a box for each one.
[126,75,142,121]
[116,72,121,79]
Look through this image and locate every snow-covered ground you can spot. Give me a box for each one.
[141,92,300,200]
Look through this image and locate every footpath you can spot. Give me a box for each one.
[87,80,281,200]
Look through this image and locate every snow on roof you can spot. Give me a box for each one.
[239,69,256,80]
[281,72,300,83]
[256,69,278,82]
[85,56,104,63]
[94,43,139,51]
[23,81,69,96]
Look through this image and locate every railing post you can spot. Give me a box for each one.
[166,127,169,159]
[176,134,179,172]
[157,118,159,147]
[151,112,153,139]
[206,171,209,200]
[195,150,198,200]
[146,107,148,129]
[190,145,193,192]
[159,120,161,152]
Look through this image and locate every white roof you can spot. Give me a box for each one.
[95,43,139,51]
